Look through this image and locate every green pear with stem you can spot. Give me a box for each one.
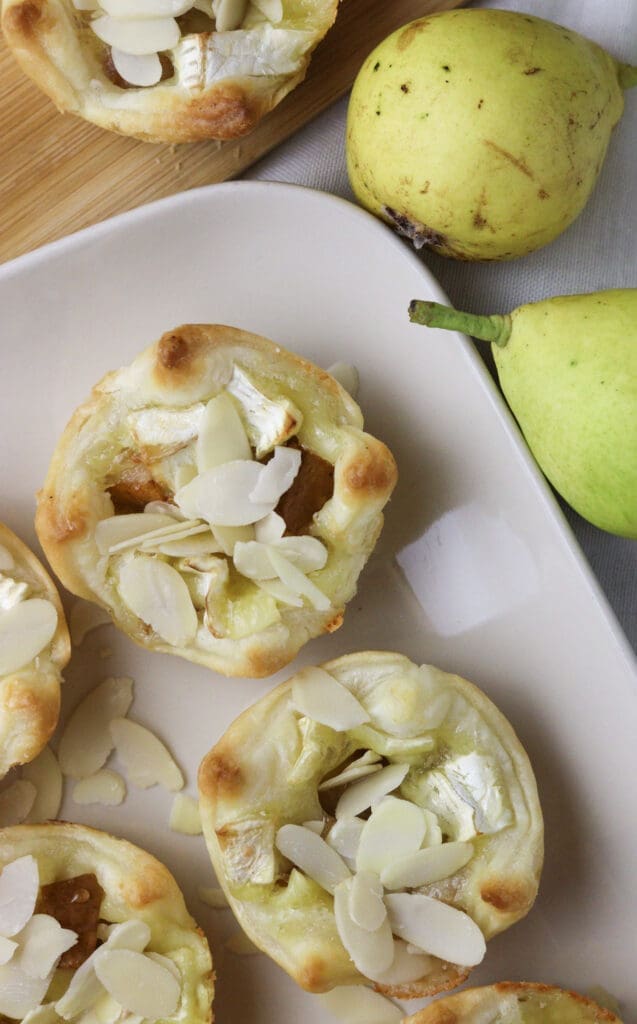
[347,9,637,260]
[409,291,637,537]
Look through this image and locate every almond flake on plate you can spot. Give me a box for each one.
[0,780,37,827]
[0,598,57,676]
[169,794,202,834]
[22,747,63,822]
[316,986,402,1024]
[69,602,113,647]
[275,824,350,894]
[335,763,409,820]
[291,666,369,730]
[118,556,198,647]
[58,676,133,779]
[0,855,39,937]
[110,717,184,791]
[94,949,180,1018]
[333,877,394,979]
[385,892,486,966]
[356,796,427,875]
[72,770,126,807]
[381,840,474,890]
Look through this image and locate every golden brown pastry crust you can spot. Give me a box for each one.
[0,821,214,1023]
[35,325,397,678]
[0,523,70,779]
[0,0,338,142]
[198,651,544,996]
[402,982,623,1023]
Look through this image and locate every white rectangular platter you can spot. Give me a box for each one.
[0,181,635,1022]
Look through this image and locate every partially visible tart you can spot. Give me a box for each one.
[402,982,623,1023]
[198,651,544,996]
[0,523,70,779]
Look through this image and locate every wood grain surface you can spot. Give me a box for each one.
[0,0,467,263]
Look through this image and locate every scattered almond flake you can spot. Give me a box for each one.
[0,935,17,963]
[0,780,37,827]
[371,939,433,986]
[327,362,359,399]
[301,820,324,835]
[112,49,162,88]
[72,770,126,807]
[326,818,365,864]
[255,578,303,607]
[145,952,181,982]
[319,752,383,792]
[224,931,260,956]
[335,763,409,821]
[91,992,123,1024]
[21,1002,59,1023]
[169,794,202,835]
[109,517,203,555]
[254,512,285,544]
[381,840,474,890]
[94,949,180,1018]
[385,892,486,967]
[356,796,427,876]
[139,522,210,550]
[58,676,133,779]
[267,548,330,610]
[102,920,151,953]
[54,949,105,1018]
[275,535,328,572]
[143,501,187,520]
[91,14,180,55]
[11,914,77,978]
[333,877,394,980]
[22,747,63,822]
[251,0,282,22]
[423,809,443,847]
[0,855,39,937]
[213,0,248,31]
[101,0,192,16]
[127,404,204,448]
[176,460,273,526]
[348,871,386,932]
[95,513,177,555]
[196,392,252,473]
[198,887,229,909]
[0,961,53,1018]
[110,717,184,791]
[0,598,57,676]
[316,986,402,1024]
[211,523,255,555]
[146,531,222,558]
[69,602,113,647]
[233,540,278,580]
[275,824,350,894]
[225,366,302,457]
[0,545,14,571]
[249,446,301,504]
[291,666,369,731]
[118,556,198,647]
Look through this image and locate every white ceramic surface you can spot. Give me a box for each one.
[0,182,635,1022]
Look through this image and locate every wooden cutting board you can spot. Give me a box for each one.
[0,0,467,262]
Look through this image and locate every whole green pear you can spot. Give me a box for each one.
[347,9,636,260]
[409,290,637,537]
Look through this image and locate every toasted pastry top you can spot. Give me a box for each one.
[402,981,623,1023]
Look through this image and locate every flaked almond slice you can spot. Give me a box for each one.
[0,855,39,937]
[147,531,222,558]
[58,676,133,779]
[276,535,328,573]
[370,939,433,987]
[102,0,192,15]
[104,919,151,952]
[72,770,126,807]
[333,878,394,980]
[326,817,365,864]
[267,549,330,610]
[254,512,285,544]
[255,578,303,607]
[22,747,63,822]
[91,993,123,1024]
[212,523,254,555]
[356,796,426,876]
[0,545,14,571]
[384,892,486,967]
[0,780,37,827]
[225,931,260,955]
[21,1002,59,1023]
[91,15,180,56]
[335,763,409,821]
[110,717,184,791]
[0,935,17,964]
[301,820,324,835]
[225,366,302,456]
[139,522,210,550]
[12,914,77,979]
[111,49,164,86]
[109,517,203,555]
[95,513,177,555]
[0,599,57,676]
[381,841,474,890]
[146,951,181,982]
[348,871,385,932]
[291,666,369,731]
[317,986,402,1024]
[326,362,359,399]
[233,541,277,580]
[95,949,180,1018]
[54,953,105,1018]
[0,962,53,1019]
[423,809,443,847]
[196,392,252,473]
[144,501,187,520]
[251,0,282,21]
[176,461,273,526]
[169,794,202,835]
[118,556,198,647]
[213,0,248,31]
[69,602,112,647]
[319,751,382,792]
[275,824,350,894]
[198,887,229,909]
[127,404,204,447]
[249,446,301,504]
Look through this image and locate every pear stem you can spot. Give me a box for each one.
[408,300,512,348]
[618,63,637,90]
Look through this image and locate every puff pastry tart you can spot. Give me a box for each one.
[0,523,70,780]
[198,651,544,996]
[0,0,338,142]
[402,982,623,1023]
[0,821,213,1022]
[35,325,397,679]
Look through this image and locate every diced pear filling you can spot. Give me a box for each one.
[102,370,333,647]
[0,857,183,1021]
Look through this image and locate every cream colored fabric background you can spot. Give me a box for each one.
[245,0,637,651]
